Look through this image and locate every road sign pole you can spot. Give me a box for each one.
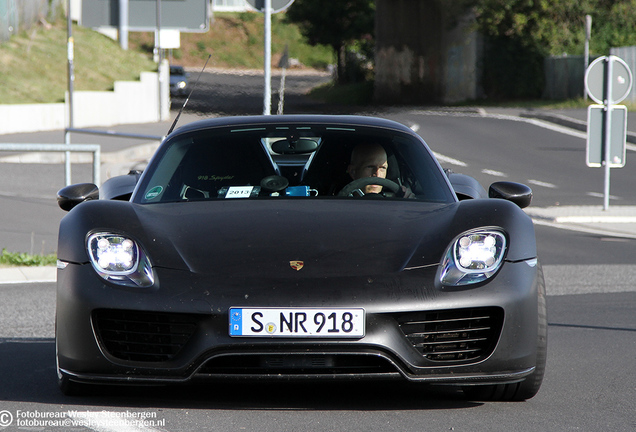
[584,15,591,100]
[66,0,74,185]
[245,0,294,115]
[602,57,614,210]
[119,0,129,50]
[586,54,632,210]
[263,0,272,115]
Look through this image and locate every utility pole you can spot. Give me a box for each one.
[119,0,129,50]
[65,0,74,185]
[584,15,592,100]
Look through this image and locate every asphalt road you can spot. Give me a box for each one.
[0,283,633,431]
[0,71,635,431]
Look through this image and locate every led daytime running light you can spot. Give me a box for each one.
[439,229,507,286]
[87,233,154,287]
[454,232,503,272]
[89,234,139,275]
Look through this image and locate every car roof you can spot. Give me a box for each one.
[167,115,416,138]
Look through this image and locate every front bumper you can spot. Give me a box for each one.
[56,259,541,386]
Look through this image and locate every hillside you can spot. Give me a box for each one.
[0,12,332,105]
[0,19,156,104]
[129,12,333,71]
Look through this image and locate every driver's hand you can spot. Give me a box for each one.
[400,185,414,199]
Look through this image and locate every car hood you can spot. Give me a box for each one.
[140,200,455,278]
[59,198,536,279]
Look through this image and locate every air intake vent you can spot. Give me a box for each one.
[92,309,200,362]
[398,307,503,364]
[197,354,397,376]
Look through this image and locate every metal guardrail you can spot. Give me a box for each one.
[0,143,101,186]
[65,128,164,142]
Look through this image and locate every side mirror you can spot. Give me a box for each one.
[488,181,532,209]
[447,172,488,200]
[57,183,99,211]
[100,170,142,201]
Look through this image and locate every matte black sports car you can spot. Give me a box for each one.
[55,115,546,400]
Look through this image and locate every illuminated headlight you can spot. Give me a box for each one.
[87,233,154,287]
[438,229,507,286]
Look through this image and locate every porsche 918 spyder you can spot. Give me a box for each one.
[55,115,546,401]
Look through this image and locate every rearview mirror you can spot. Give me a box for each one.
[57,183,99,211]
[271,138,318,154]
[488,181,532,209]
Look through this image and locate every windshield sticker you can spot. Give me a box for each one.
[225,186,255,198]
[145,186,163,200]
[217,186,261,199]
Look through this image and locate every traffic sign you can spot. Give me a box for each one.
[586,105,627,168]
[245,0,294,13]
[82,0,209,32]
[585,56,633,104]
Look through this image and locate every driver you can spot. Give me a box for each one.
[346,143,388,194]
[345,143,413,197]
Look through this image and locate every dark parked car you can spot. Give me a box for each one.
[55,115,546,400]
[169,65,189,97]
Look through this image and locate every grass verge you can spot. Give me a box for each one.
[0,249,57,267]
[0,15,156,104]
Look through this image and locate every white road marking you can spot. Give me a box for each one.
[408,113,635,197]
[481,169,507,177]
[503,116,588,140]
[527,179,557,188]
[586,191,621,200]
[409,121,467,167]
[432,151,467,167]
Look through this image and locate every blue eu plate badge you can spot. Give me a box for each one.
[230,309,242,335]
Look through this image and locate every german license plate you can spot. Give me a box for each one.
[229,307,365,337]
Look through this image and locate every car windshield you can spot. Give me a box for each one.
[134,122,456,204]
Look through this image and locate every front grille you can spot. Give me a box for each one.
[398,307,503,364]
[197,353,397,376]
[92,309,200,362]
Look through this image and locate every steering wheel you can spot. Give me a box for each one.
[338,177,401,197]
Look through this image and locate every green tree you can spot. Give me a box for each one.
[467,0,636,98]
[285,0,375,84]
[473,0,636,56]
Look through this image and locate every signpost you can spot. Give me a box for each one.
[584,55,633,210]
[244,0,295,115]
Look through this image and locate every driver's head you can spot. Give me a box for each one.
[347,143,388,194]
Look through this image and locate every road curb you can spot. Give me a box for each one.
[0,266,56,284]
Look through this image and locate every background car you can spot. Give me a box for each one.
[169,65,189,97]
[55,115,546,401]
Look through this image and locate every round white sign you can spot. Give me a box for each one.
[245,0,294,13]
[585,55,633,104]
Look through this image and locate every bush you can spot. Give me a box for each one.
[0,248,57,267]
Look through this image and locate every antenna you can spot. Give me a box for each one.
[166,54,212,136]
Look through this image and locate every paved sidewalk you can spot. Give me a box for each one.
[524,205,636,239]
[0,266,56,284]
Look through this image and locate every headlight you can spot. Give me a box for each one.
[87,233,154,287]
[438,229,506,286]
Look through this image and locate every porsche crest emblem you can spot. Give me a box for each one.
[289,260,304,271]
